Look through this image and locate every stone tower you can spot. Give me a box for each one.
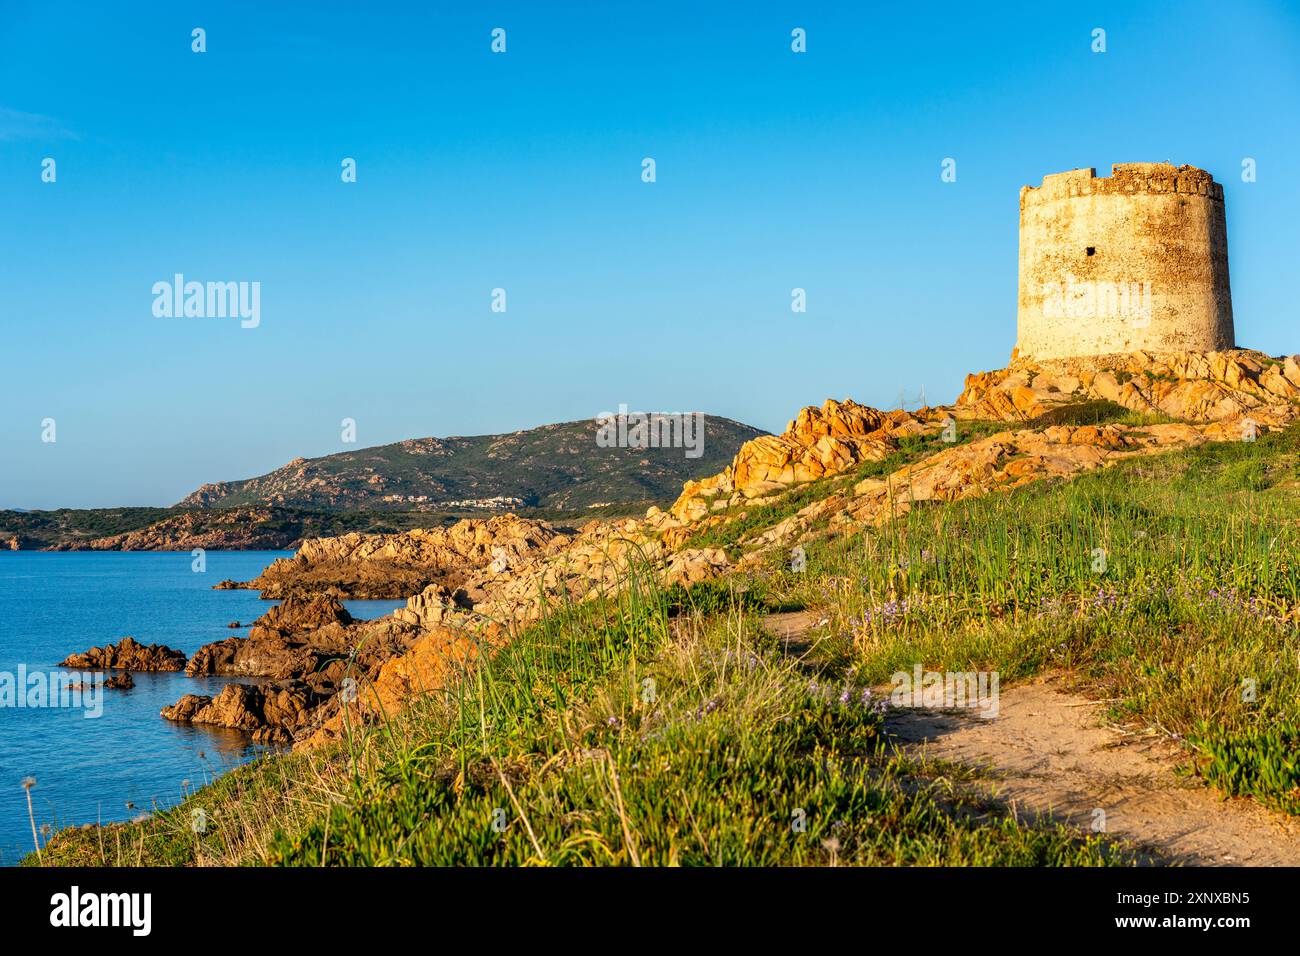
[1015,163,1234,361]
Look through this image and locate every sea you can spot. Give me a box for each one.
[0,551,404,865]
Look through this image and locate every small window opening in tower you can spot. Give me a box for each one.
[1086,246,1096,256]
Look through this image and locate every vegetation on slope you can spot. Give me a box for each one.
[0,507,176,549]
[0,506,462,551]
[766,422,1300,813]
[682,422,1011,560]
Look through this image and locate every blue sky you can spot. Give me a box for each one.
[2,0,1298,508]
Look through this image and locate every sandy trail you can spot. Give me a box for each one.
[764,611,1300,866]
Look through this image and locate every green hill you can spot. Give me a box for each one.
[177,416,766,512]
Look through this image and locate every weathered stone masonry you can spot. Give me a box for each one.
[1015,163,1234,360]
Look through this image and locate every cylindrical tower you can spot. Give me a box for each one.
[1015,163,1234,361]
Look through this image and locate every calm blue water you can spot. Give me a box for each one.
[0,551,404,865]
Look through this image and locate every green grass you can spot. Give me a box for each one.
[1183,723,1300,815]
[1027,399,1182,428]
[684,476,845,559]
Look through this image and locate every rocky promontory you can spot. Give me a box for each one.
[174,416,767,512]
[45,507,306,552]
[956,348,1300,426]
[225,514,574,599]
[162,594,421,742]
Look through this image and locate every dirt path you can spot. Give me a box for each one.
[765,612,1300,866]
[765,610,824,655]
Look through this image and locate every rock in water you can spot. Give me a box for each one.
[161,682,319,745]
[254,594,353,633]
[185,594,360,678]
[60,636,186,671]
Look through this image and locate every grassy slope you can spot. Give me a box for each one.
[31,418,1300,865]
[769,420,1300,813]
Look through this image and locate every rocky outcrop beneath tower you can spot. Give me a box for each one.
[957,349,1300,428]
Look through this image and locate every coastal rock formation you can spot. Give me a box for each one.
[669,400,927,522]
[162,682,319,745]
[104,673,135,690]
[60,636,186,672]
[254,594,355,633]
[305,620,502,746]
[229,514,574,599]
[170,594,421,742]
[187,595,360,679]
[663,547,731,585]
[391,584,472,629]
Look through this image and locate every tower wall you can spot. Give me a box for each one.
[1016,163,1234,360]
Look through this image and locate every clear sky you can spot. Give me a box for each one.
[2,0,1298,509]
